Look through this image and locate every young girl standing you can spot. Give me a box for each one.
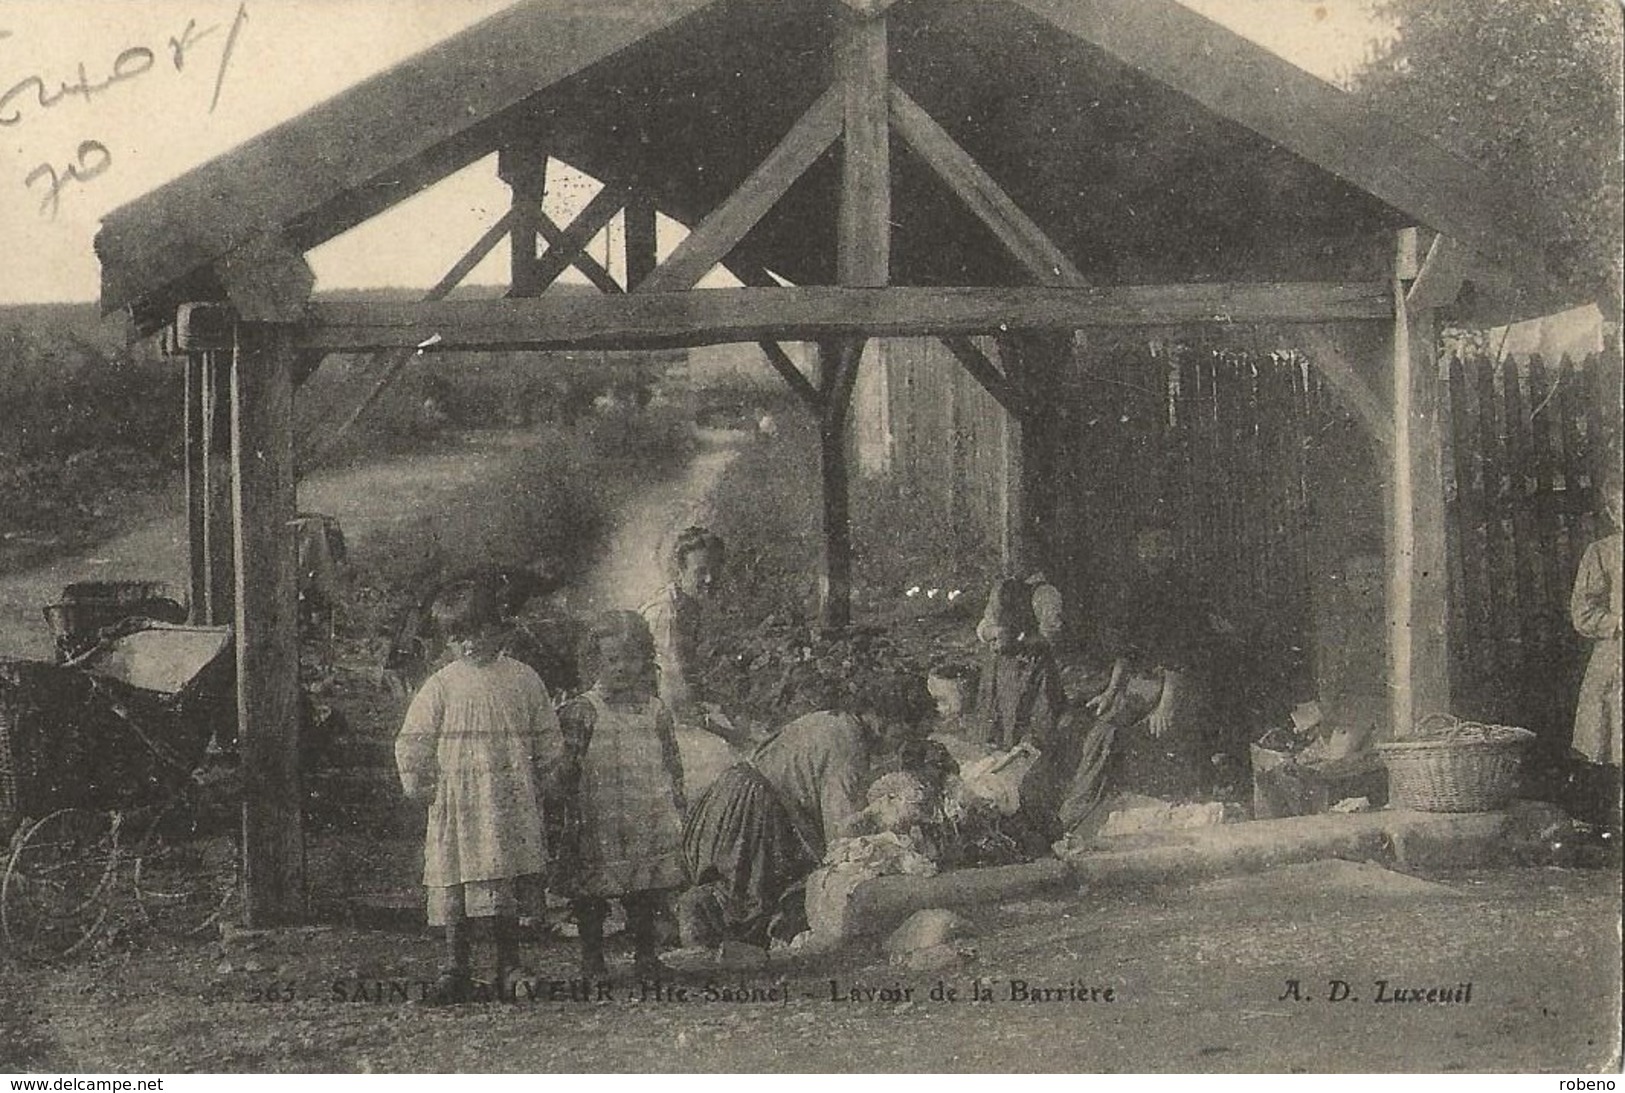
[554,611,687,980]
[395,581,558,1003]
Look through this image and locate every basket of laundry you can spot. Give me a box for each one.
[1376,714,1536,812]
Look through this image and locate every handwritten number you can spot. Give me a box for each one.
[23,162,59,218]
[169,19,220,72]
[1,47,154,126]
[113,46,155,82]
[26,140,112,219]
[210,3,248,113]
[74,139,111,179]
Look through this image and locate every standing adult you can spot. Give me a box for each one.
[675,670,934,949]
[1570,473,1622,821]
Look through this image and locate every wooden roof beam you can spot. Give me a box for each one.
[835,0,904,16]
[837,13,890,289]
[941,335,1022,416]
[1009,0,1548,282]
[97,0,724,315]
[723,259,824,412]
[889,83,1085,287]
[294,209,517,469]
[1296,327,1394,448]
[215,233,314,323]
[637,88,842,294]
[286,281,1393,354]
[537,206,623,295]
[527,183,628,295]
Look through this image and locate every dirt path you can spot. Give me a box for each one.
[570,427,749,791]
[572,428,747,615]
[0,433,541,660]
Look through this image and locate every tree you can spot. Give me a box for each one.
[1353,0,1623,316]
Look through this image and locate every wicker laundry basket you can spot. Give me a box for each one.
[1377,715,1536,813]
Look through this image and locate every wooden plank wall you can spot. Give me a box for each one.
[878,337,1007,559]
[865,330,1621,750]
[1053,330,1330,674]
[1442,342,1621,751]
[871,330,1334,666]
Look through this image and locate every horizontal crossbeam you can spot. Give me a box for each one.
[283,282,1391,354]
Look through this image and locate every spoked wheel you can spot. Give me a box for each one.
[2,809,122,961]
[133,792,240,937]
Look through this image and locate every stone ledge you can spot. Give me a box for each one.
[839,810,1513,942]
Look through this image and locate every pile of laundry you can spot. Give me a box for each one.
[790,739,1042,953]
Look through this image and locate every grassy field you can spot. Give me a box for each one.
[0,298,698,579]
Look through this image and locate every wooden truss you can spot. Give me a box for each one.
[165,1,1462,926]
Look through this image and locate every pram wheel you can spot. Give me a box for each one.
[2,809,122,961]
[133,792,240,937]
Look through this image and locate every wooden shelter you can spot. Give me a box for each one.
[96,0,1568,924]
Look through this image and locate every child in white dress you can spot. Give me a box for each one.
[395,582,559,1002]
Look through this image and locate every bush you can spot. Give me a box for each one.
[344,427,611,637]
[699,404,996,725]
[0,313,181,569]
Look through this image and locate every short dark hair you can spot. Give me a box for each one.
[847,668,934,729]
[987,576,1038,635]
[673,526,725,570]
[589,609,656,661]
[430,579,504,641]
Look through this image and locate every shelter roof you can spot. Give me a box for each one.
[96,0,1567,328]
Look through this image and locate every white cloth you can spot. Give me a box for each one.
[395,655,559,888]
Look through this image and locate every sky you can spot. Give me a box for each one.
[0,0,1388,306]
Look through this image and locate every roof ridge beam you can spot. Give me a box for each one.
[889,82,1085,287]
[637,87,842,294]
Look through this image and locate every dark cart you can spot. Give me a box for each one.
[0,622,236,962]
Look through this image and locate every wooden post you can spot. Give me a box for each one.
[624,191,659,291]
[1388,232,1451,738]
[203,350,235,626]
[500,145,546,297]
[837,12,890,288]
[995,332,1064,574]
[818,7,890,631]
[184,353,208,622]
[231,321,306,924]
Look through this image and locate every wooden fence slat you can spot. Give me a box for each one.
[1445,354,1487,689]
[1554,353,1590,579]
[1470,357,1511,673]
[1525,355,1567,619]
[1499,355,1540,640]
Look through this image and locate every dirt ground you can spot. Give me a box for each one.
[1,862,1617,1074]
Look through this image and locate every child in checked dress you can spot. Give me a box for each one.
[552,611,687,980]
[395,582,559,1003]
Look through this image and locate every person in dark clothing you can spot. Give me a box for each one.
[970,576,1066,751]
[1056,525,1228,837]
[675,670,933,950]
